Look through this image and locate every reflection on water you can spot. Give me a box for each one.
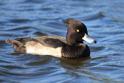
[0,0,124,83]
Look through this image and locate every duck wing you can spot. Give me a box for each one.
[35,36,66,48]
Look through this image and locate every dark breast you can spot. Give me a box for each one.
[61,45,90,59]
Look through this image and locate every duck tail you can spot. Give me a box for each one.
[0,40,6,44]
[4,39,22,46]
[0,39,26,53]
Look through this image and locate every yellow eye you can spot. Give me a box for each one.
[76,29,80,32]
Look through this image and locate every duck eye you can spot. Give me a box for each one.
[76,29,80,32]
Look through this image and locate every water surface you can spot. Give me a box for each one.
[0,0,124,83]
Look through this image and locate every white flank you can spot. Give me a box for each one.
[25,41,62,58]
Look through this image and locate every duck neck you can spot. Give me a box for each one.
[66,35,83,46]
[66,30,77,45]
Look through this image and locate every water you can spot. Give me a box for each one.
[0,0,124,83]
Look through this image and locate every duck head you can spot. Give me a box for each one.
[64,18,96,45]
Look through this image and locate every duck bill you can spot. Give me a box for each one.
[82,34,96,43]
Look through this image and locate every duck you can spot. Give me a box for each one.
[5,18,96,59]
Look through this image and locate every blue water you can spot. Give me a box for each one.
[0,0,124,83]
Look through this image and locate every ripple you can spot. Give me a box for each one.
[6,26,33,31]
[9,18,31,23]
[81,12,105,21]
[33,31,46,36]
[0,32,24,37]
[90,45,105,52]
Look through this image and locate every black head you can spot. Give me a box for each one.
[64,18,96,45]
